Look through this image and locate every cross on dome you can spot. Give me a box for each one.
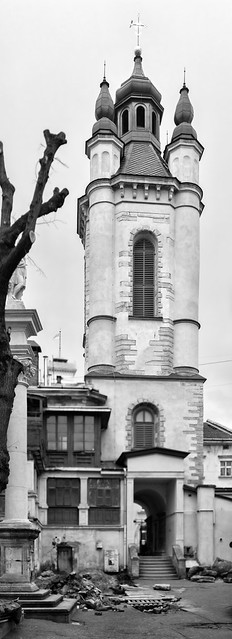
[129,13,145,48]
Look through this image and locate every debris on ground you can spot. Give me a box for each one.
[187,557,232,583]
[0,599,22,624]
[35,568,181,614]
[153,584,171,591]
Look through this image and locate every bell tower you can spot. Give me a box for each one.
[77,48,205,492]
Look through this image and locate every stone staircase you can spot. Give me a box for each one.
[2,589,77,623]
[139,554,177,580]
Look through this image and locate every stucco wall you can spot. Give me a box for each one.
[204,445,232,487]
[214,496,232,561]
[41,526,124,571]
[92,376,204,484]
[184,490,197,552]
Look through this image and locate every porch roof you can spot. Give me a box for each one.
[116,446,189,468]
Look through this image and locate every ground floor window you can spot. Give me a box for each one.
[47,478,80,524]
[88,478,120,525]
[220,460,232,477]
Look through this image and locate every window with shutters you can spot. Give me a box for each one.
[133,236,155,317]
[88,478,120,525]
[133,406,159,449]
[47,478,80,524]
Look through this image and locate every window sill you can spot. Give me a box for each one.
[128,316,163,321]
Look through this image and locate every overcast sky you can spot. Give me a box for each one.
[1,0,232,427]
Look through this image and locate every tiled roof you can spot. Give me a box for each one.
[118,142,171,178]
[204,420,232,440]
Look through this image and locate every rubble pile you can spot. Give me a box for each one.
[36,569,181,614]
[188,557,232,583]
[36,569,128,612]
[0,600,22,624]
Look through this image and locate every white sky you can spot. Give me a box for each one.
[1,0,232,427]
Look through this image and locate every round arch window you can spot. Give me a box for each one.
[136,105,145,128]
[133,406,158,449]
[122,109,129,134]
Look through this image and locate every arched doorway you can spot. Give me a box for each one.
[134,481,166,555]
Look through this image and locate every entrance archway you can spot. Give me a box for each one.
[134,481,166,555]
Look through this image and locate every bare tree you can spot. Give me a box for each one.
[0,130,69,492]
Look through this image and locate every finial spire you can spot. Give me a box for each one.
[183,67,186,87]
[130,13,145,48]
[103,60,106,81]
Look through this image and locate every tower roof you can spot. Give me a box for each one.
[171,80,197,142]
[92,72,117,137]
[117,141,170,177]
[115,48,163,116]
[95,76,114,122]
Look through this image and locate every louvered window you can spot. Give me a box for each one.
[134,408,154,449]
[133,238,155,317]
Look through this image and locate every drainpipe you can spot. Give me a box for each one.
[123,469,127,569]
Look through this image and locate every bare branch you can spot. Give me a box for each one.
[0,142,15,228]
[7,187,69,245]
[24,130,67,234]
[0,187,69,279]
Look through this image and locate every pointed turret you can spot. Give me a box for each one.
[92,72,117,137]
[86,69,123,181]
[164,77,203,183]
[171,80,197,143]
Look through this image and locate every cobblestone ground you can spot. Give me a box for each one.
[4,580,232,639]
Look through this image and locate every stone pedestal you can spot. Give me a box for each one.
[0,302,42,594]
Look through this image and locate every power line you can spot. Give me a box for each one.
[200,359,232,366]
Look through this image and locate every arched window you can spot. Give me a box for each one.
[152,111,157,136]
[133,406,158,449]
[136,105,145,128]
[122,109,129,134]
[133,237,155,317]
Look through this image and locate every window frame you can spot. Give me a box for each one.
[122,108,129,135]
[133,404,159,450]
[220,459,232,477]
[46,414,68,451]
[73,415,95,452]
[47,477,80,525]
[136,105,145,128]
[88,478,121,526]
[133,235,156,318]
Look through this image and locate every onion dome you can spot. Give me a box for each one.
[95,77,114,121]
[92,74,117,136]
[171,82,197,142]
[115,48,162,114]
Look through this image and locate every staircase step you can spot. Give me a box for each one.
[139,555,177,579]
[20,594,63,608]
[23,598,77,623]
[0,589,50,601]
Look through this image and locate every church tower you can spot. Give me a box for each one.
[78,48,205,559]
